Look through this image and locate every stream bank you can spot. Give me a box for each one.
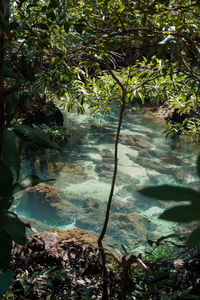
[9,228,200,299]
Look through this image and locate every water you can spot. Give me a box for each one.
[14,106,200,248]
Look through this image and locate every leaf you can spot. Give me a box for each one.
[138,92,145,104]
[64,22,70,33]
[5,196,14,210]
[0,230,12,271]
[46,294,52,300]
[37,23,49,30]
[159,205,200,223]
[158,35,174,45]
[9,21,19,30]
[196,0,200,9]
[84,288,92,300]
[186,226,200,247]
[46,10,56,21]
[74,23,85,35]
[48,0,59,9]
[2,211,27,245]
[0,161,14,202]
[117,4,125,14]
[12,175,54,194]
[14,125,59,150]
[40,266,57,276]
[197,154,200,178]
[0,270,14,296]
[138,185,200,204]
[93,108,99,118]
[2,129,22,180]
[5,92,20,126]
[3,65,18,79]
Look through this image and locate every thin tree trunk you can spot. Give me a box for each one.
[97,63,126,299]
[0,7,5,160]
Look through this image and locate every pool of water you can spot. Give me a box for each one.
[14,105,200,248]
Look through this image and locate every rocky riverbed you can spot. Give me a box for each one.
[13,106,200,249]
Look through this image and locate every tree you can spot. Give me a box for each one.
[0,2,60,296]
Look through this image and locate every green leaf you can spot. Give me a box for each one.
[186,226,200,247]
[197,154,200,178]
[5,92,19,126]
[117,4,125,14]
[3,65,18,79]
[5,196,14,210]
[64,22,70,33]
[14,125,59,150]
[0,161,14,203]
[37,23,49,30]
[74,23,85,35]
[12,175,54,194]
[0,270,14,296]
[0,230,12,271]
[46,10,56,21]
[2,211,27,244]
[2,129,22,180]
[84,288,92,300]
[9,21,19,30]
[196,0,200,9]
[138,185,200,204]
[159,205,200,223]
[48,0,59,9]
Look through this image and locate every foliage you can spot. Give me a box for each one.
[8,0,200,127]
[105,238,198,300]
[0,1,60,291]
[139,154,200,247]
[145,243,179,262]
[33,123,70,144]
[13,267,70,299]
[0,271,14,299]
[2,0,200,299]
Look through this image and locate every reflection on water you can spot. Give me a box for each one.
[14,106,200,247]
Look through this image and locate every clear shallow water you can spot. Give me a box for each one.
[14,106,200,247]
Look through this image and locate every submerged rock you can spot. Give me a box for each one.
[101,134,152,150]
[95,162,113,179]
[120,135,152,149]
[100,149,114,163]
[161,155,182,166]
[57,162,88,183]
[137,157,173,174]
[111,198,135,214]
[19,216,52,235]
[108,212,152,245]
[17,183,77,225]
[76,198,106,232]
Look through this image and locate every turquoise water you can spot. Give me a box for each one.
[14,106,200,247]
